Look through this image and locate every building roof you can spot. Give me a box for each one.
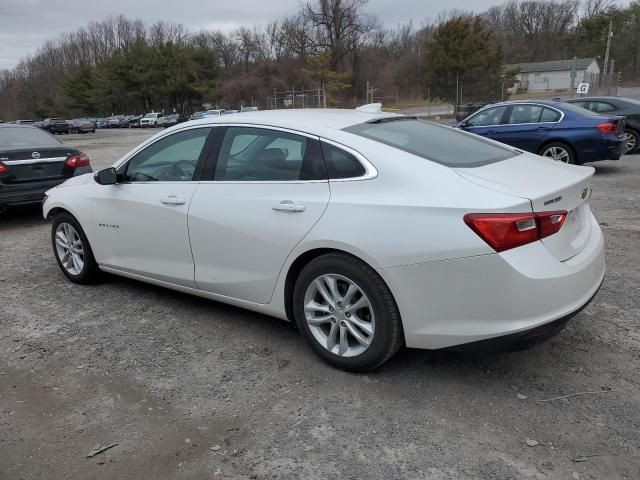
[504,58,597,73]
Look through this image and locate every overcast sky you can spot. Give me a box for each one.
[0,0,629,71]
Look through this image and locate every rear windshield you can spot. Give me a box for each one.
[560,102,602,117]
[343,118,516,167]
[0,127,62,148]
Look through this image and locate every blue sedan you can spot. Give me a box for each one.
[456,100,625,164]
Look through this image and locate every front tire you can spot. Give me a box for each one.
[293,253,403,372]
[51,213,100,283]
[540,142,576,164]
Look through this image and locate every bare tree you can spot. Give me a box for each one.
[303,0,375,70]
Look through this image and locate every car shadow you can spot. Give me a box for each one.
[102,271,575,384]
[0,205,47,231]
[591,164,622,175]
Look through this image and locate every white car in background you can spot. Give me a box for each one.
[139,112,165,128]
[42,107,605,371]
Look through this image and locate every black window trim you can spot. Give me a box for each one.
[319,137,377,181]
[465,103,564,128]
[114,125,216,184]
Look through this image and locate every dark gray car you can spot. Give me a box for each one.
[0,125,92,210]
[565,96,640,154]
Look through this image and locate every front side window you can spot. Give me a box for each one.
[123,127,211,182]
[466,106,507,127]
[214,127,325,181]
[507,104,543,124]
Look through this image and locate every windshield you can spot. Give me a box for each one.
[343,118,516,168]
[144,113,157,118]
[0,126,62,148]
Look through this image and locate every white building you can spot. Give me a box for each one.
[505,58,600,92]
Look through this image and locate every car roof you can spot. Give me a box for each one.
[188,109,400,131]
[485,99,561,108]
[0,123,35,129]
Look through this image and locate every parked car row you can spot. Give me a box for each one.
[456,96,640,164]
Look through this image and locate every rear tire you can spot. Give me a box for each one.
[51,213,100,284]
[622,129,639,154]
[540,142,576,164]
[293,253,403,372]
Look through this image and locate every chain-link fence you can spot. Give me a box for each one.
[266,87,326,110]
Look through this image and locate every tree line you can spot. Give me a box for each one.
[0,0,639,120]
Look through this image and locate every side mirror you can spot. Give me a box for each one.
[94,167,118,185]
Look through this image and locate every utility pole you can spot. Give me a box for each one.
[570,56,577,98]
[455,75,459,110]
[603,19,613,76]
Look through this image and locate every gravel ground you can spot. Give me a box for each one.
[1,129,639,479]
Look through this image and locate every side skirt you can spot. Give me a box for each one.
[99,265,289,321]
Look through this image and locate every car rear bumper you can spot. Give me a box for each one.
[379,214,605,350]
[579,137,624,163]
[0,168,92,207]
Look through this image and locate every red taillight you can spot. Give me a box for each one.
[464,211,567,252]
[65,152,91,168]
[595,122,617,134]
[0,162,7,174]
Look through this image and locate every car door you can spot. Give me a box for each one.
[91,126,214,287]
[490,104,560,152]
[188,126,330,304]
[460,105,509,140]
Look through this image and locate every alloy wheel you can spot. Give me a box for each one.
[542,146,571,163]
[303,274,375,357]
[622,131,637,153]
[54,223,85,275]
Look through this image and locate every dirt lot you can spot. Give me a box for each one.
[1,129,639,479]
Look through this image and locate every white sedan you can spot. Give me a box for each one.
[43,107,605,371]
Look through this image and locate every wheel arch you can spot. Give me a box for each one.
[46,206,73,221]
[282,247,395,323]
[538,139,578,162]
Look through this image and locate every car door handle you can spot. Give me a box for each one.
[160,195,186,206]
[486,130,496,134]
[272,201,305,212]
[537,126,551,131]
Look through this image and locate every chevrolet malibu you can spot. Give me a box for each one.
[43,107,605,371]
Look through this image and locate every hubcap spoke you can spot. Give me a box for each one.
[345,320,371,347]
[345,295,367,313]
[305,300,331,314]
[349,314,373,336]
[307,314,334,326]
[326,322,339,351]
[314,278,335,307]
[338,324,349,355]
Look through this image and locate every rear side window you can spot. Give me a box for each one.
[344,118,516,168]
[321,142,365,179]
[591,102,616,113]
[540,108,561,122]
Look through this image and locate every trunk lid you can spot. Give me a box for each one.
[456,153,594,261]
[1,147,78,184]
